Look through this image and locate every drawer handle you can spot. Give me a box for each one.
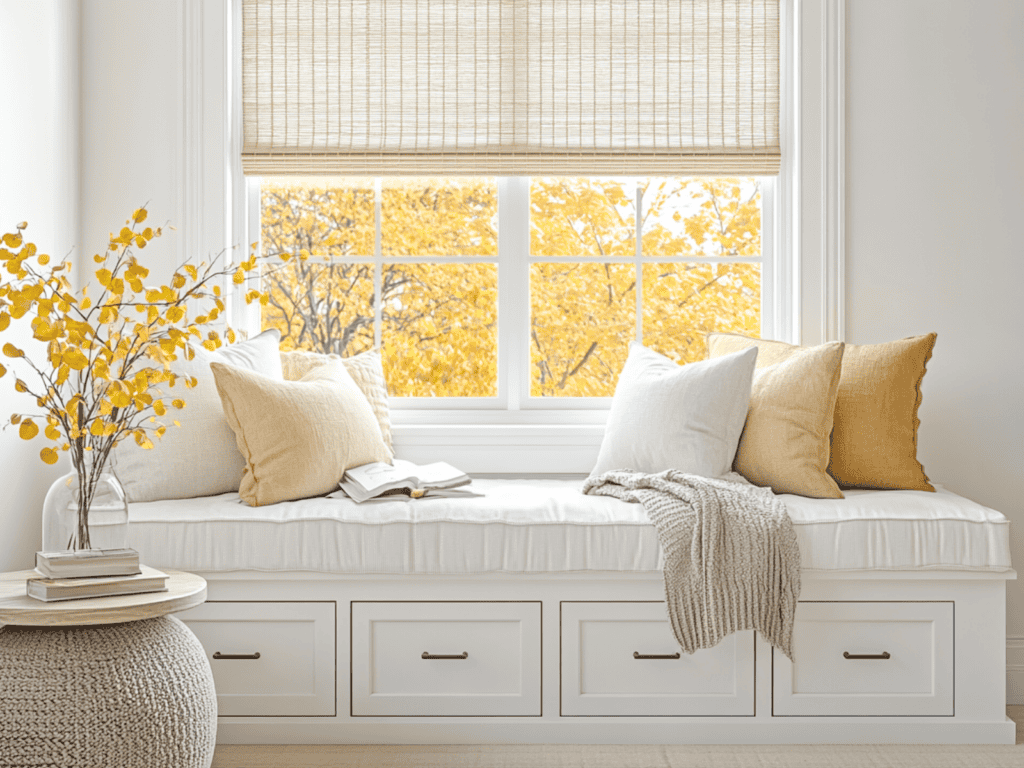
[633,651,681,660]
[843,651,891,660]
[213,652,261,660]
[421,651,469,660]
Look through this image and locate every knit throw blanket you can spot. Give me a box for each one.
[583,469,801,660]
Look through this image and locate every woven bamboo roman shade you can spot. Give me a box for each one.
[242,0,780,176]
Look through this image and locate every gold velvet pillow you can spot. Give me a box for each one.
[212,360,391,506]
[734,342,845,498]
[708,332,936,492]
[280,348,393,457]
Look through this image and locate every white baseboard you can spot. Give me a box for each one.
[1008,636,1024,705]
[214,719,1017,746]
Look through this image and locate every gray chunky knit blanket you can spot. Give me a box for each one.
[583,469,801,660]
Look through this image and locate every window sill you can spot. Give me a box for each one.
[391,423,604,475]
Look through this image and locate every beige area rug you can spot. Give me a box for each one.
[212,708,1024,768]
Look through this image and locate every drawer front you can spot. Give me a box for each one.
[561,602,755,716]
[351,602,541,716]
[773,601,953,716]
[178,601,336,717]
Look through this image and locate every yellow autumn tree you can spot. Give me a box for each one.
[261,178,498,397]
[530,177,761,396]
[260,177,760,399]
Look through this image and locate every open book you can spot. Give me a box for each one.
[339,460,478,503]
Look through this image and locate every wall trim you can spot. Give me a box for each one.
[821,0,845,342]
[772,0,800,345]
[56,0,81,285]
[229,0,248,328]
[181,0,204,270]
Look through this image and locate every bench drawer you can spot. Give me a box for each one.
[351,601,541,716]
[561,602,755,716]
[178,601,336,716]
[773,601,953,716]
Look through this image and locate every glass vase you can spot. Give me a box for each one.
[41,470,130,553]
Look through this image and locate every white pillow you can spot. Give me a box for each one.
[109,329,283,502]
[590,343,758,479]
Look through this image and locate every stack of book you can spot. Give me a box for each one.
[27,548,168,602]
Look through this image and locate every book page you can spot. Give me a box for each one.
[339,460,411,489]
[398,460,466,485]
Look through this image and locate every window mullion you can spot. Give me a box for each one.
[243,176,262,337]
[498,176,529,410]
[635,181,643,345]
[374,177,382,349]
[761,175,777,342]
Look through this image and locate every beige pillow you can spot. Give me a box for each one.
[280,349,393,458]
[733,342,845,499]
[708,332,936,492]
[212,360,391,506]
[109,329,283,502]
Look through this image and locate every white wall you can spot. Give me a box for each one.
[79,0,236,286]
[80,0,183,287]
[0,0,79,570]
[845,0,1024,699]
[9,0,1024,700]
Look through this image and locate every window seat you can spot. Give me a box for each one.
[128,479,1011,575]
[157,478,1015,745]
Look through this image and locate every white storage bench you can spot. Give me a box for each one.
[132,479,1015,745]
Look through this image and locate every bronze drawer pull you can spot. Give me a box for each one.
[421,651,469,660]
[633,651,681,660]
[843,651,891,660]
[213,652,261,660]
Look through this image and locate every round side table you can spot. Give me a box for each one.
[0,568,217,768]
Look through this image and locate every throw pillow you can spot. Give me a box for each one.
[707,332,937,492]
[280,348,393,457]
[108,329,283,502]
[733,342,846,498]
[212,360,391,507]
[590,343,758,479]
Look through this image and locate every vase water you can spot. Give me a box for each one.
[41,471,129,552]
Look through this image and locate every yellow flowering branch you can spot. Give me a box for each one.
[0,207,275,548]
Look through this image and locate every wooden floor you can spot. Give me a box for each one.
[211,707,1024,768]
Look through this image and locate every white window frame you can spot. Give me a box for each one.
[242,175,777,425]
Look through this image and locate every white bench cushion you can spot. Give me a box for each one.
[126,479,1011,575]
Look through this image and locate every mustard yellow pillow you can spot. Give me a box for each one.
[734,342,845,499]
[211,360,391,506]
[708,332,936,492]
[827,334,936,491]
[280,348,393,457]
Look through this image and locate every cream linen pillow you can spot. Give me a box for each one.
[280,349,393,457]
[590,343,758,479]
[733,342,846,499]
[109,329,283,502]
[707,332,936,492]
[212,360,390,507]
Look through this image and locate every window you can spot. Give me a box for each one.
[250,175,769,410]
[258,177,499,398]
[237,0,787,434]
[529,177,763,398]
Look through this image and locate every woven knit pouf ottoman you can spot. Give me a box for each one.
[0,615,217,768]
